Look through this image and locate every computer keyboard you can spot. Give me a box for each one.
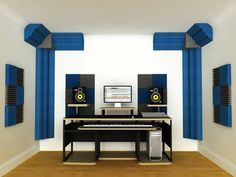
[82,124,154,128]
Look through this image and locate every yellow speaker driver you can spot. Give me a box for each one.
[75,92,85,102]
[151,93,161,103]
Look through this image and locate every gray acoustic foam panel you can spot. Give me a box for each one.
[138,74,152,88]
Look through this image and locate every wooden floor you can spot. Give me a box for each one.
[4,152,231,177]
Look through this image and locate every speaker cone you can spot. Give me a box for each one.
[75,92,85,102]
[151,92,161,103]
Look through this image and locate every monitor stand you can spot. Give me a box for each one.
[114,103,122,107]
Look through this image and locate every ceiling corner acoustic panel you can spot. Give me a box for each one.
[213,64,232,127]
[5,64,24,127]
[24,24,51,48]
[37,34,52,49]
[187,23,213,47]
[185,33,200,48]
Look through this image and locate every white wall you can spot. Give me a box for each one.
[199,2,236,176]
[40,35,197,151]
[0,2,39,176]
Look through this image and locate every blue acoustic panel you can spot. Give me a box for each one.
[213,86,220,106]
[5,106,17,126]
[86,88,95,104]
[66,74,80,89]
[52,33,84,50]
[35,49,55,139]
[66,106,76,117]
[153,33,185,50]
[152,74,167,88]
[24,24,51,47]
[65,74,95,116]
[220,106,232,127]
[138,74,167,114]
[5,64,24,127]
[213,64,231,127]
[159,107,167,113]
[5,64,17,86]
[220,64,231,85]
[16,86,24,105]
[66,74,80,117]
[183,49,202,140]
[138,88,150,104]
[65,74,80,116]
[187,23,213,47]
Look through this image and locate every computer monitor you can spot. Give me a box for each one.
[104,85,132,107]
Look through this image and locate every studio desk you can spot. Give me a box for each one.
[63,115,172,165]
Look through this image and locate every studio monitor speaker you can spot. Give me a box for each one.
[149,87,167,104]
[73,87,86,103]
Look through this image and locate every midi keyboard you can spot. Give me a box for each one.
[83,124,154,128]
[78,123,157,130]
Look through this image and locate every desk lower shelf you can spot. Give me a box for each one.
[63,151,172,165]
[99,151,136,160]
[63,151,96,165]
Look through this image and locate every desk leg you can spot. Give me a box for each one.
[170,120,172,162]
[71,142,73,153]
[63,120,73,162]
[63,120,65,161]
[71,121,74,153]
[162,120,165,154]
[135,131,140,161]
[162,120,172,162]
[95,131,100,160]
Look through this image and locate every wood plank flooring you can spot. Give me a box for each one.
[4,152,232,177]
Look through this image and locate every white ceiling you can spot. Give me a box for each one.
[1,0,234,34]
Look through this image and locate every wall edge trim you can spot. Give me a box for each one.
[0,144,39,176]
[198,145,236,176]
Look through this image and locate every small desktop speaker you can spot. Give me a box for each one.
[149,87,167,104]
[73,87,86,103]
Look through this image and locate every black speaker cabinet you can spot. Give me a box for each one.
[73,87,86,103]
[149,87,167,104]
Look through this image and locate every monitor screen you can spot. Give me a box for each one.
[104,86,132,103]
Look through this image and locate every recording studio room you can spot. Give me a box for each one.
[0,0,235,177]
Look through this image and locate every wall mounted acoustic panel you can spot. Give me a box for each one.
[52,33,84,50]
[187,23,213,47]
[138,74,167,115]
[153,33,185,50]
[153,23,213,140]
[35,49,55,140]
[24,24,51,47]
[5,64,24,127]
[66,74,95,116]
[213,64,232,127]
